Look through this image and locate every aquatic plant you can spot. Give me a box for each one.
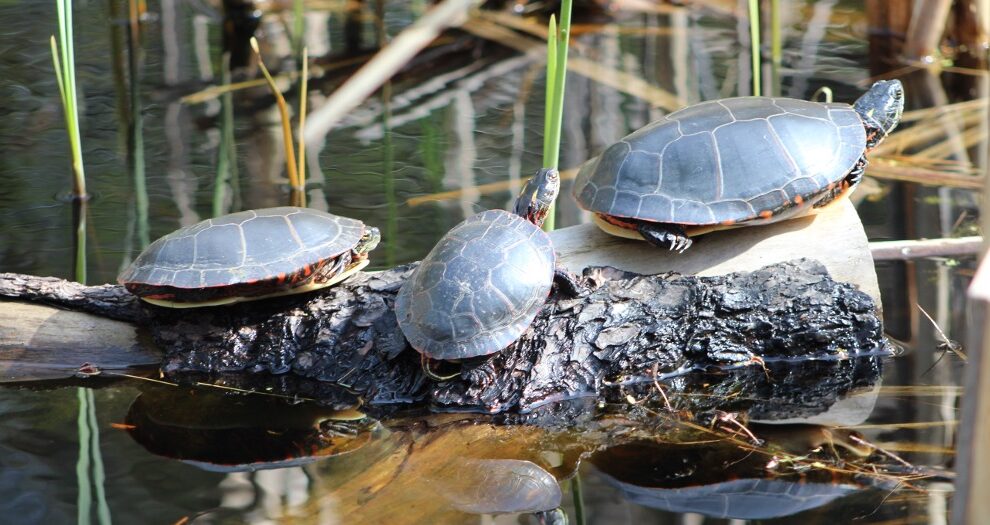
[50,0,86,199]
[541,0,573,232]
[251,37,306,207]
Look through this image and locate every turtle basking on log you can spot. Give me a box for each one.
[395,168,581,361]
[572,80,904,251]
[117,207,380,308]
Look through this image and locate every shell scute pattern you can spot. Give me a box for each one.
[395,209,555,360]
[573,97,867,225]
[119,207,363,289]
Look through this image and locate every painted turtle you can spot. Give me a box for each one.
[395,168,568,360]
[572,80,904,251]
[118,206,380,308]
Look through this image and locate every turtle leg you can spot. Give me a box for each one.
[846,154,867,186]
[637,222,693,253]
[553,265,587,298]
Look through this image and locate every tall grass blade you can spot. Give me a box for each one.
[770,0,781,96]
[747,0,762,96]
[297,47,309,208]
[541,0,573,232]
[127,0,148,247]
[293,0,305,59]
[86,388,111,524]
[213,53,235,217]
[76,388,92,525]
[73,200,86,285]
[54,0,86,198]
[572,473,586,525]
[543,16,557,160]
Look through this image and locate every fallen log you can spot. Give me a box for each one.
[0,201,887,413]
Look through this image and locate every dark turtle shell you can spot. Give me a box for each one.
[572,97,867,225]
[394,209,555,360]
[118,207,366,305]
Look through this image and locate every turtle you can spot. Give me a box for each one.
[118,206,380,308]
[572,80,905,251]
[395,168,576,361]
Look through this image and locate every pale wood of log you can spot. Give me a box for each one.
[0,302,159,381]
[550,198,880,305]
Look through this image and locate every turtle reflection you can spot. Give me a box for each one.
[427,458,562,515]
[125,386,379,472]
[589,428,887,520]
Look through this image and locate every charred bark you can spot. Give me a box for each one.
[0,258,887,414]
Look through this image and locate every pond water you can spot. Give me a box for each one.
[0,0,981,523]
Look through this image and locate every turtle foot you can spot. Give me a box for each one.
[553,267,588,298]
[637,222,693,253]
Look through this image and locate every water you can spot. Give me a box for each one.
[0,1,980,523]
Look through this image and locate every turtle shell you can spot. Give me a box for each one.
[394,209,555,360]
[572,97,867,225]
[118,207,366,304]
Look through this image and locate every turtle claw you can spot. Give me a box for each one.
[638,222,692,253]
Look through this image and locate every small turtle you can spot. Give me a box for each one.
[395,168,574,361]
[118,206,380,308]
[572,80,904,251]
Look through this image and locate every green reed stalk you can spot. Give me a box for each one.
[541,0,573,232]
[747,0,762,96]
[127,0,148,247]
[572,473,586,525]
[293,0,305,59]
[51,0,86,198]
[542,16,557,162]
[76,388,92,525]
[213,53,235,217]
[297,47,309,207]
[86,388,111,525]
[770,0,781,96]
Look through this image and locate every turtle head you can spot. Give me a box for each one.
[853,80,904,149]
[354,226,381,256]
[513,168,560,227]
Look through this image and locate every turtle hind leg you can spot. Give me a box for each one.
[637,222,693,252]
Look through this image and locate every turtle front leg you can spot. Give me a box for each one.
[846,154,867,186]
[637,222,693,253]
[552,265,587,298]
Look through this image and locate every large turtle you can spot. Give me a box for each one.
[572,80,904,251]
[118,206,380,308]
[395,168,574,361]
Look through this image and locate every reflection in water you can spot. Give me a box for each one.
[428,459,561,515]
[115,354,902,523]
[125,386,377,472]
[589,427,887,520]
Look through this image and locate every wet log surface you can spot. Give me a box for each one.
[0,258,886,413]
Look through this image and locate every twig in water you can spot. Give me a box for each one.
[917,305,968,375]
[847,434,916,469]
[650,363,674,412]
[712,411,762,445]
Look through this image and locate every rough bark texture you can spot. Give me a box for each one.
[1,258,887,413]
